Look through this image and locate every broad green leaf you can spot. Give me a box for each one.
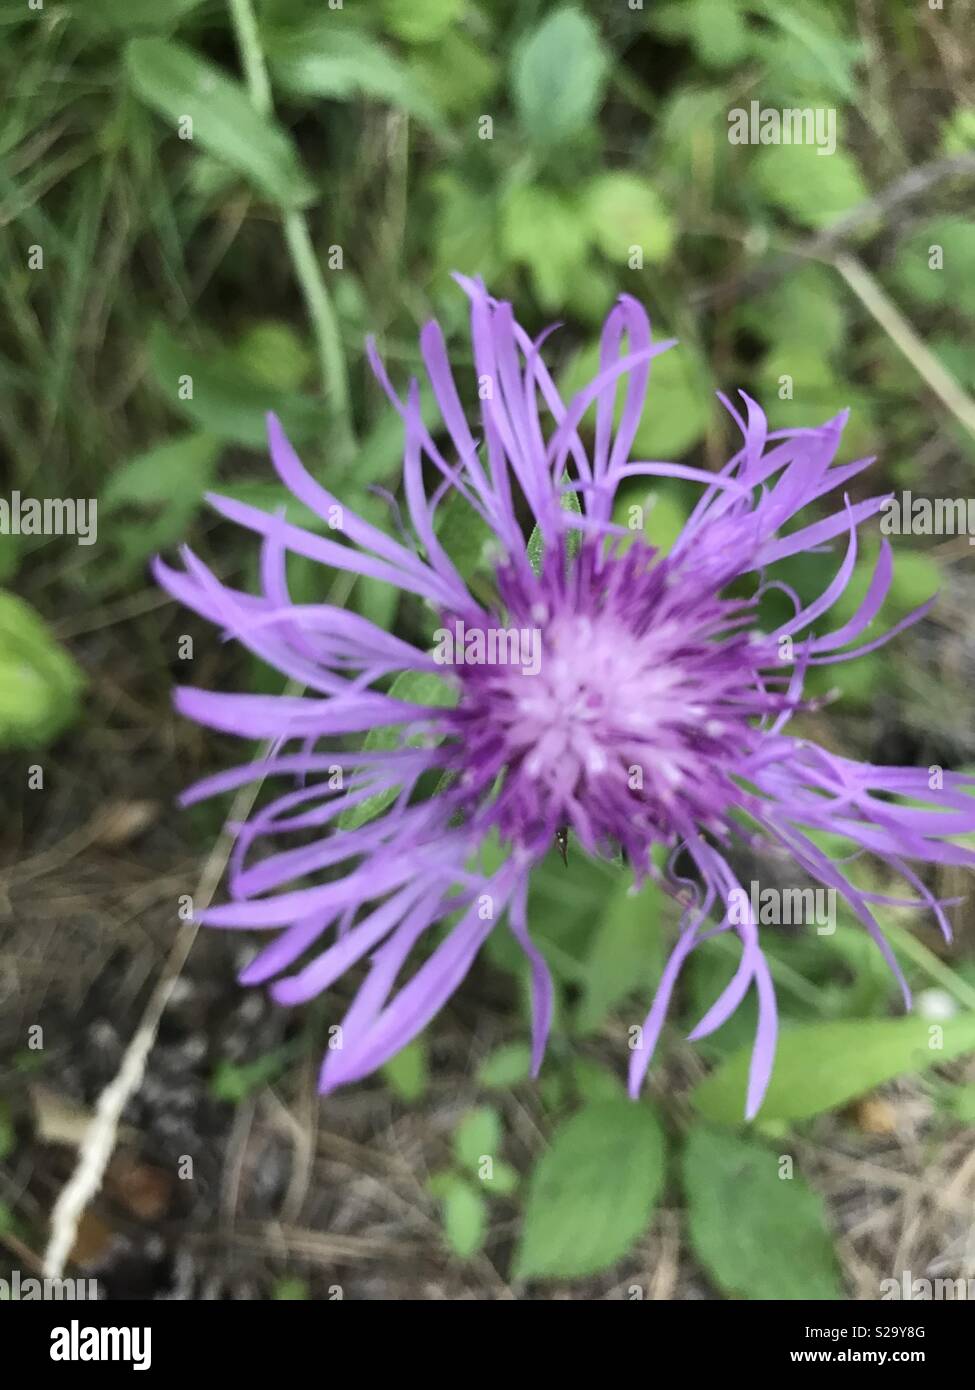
[232,321,312,393]
[683,1126,843,1299]
[737,264,847,355]
[337,670,457,832]
[583,172,674,266]
[407,29,499,117]
[571,1058,625,1102]
[435,487,496,581]
[125,38,315,208]
[442,1179,488,1258]
[514,1101,666,1279]
[693,1014,975,1125]
[481,1159,519,1196]
[752,142,868,230]
[574,877,663,1036]
[631,342,711,460]
[0,592,85,748]
[148,322,323,447]
[100,432,220,575]
[890,217,975,316]
[753,3,863,102]
[511,7,608,150]
[652,0,752,70]
[500,184,590,309]
[269,24,448,135]
[478,1042,532,1089]
[453,1106,502,1170]
[381,1038,428,1102]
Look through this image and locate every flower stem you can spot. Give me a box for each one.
[227,0,356,466]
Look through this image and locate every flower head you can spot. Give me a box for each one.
[156,276,975,1116]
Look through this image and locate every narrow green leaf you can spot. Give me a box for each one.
[526,473,582,577]
[125,38,315,208]
[515,1101,666,1279]
[693,1014,975,1125]
[683,1126,843,1299]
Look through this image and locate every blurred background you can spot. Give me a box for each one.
[2,0,975,1300]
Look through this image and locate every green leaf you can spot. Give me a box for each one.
[406,29,499,117]
[631,342,711,460]
[382,0,462,45]
[148,322,323,447]
[232,321,313,393]
[268,24,448,135]
[272,1277,309,1300]
[0,592,85,748]
[453,1106,503,1170]
[442,1179,488,1259]
[753,3,863,102]
[890,217,975,316]
[337,670,457,832]
[526,473,582,577]
[435,487,496,581]
[74,0,205,32]
[481,1158,519,1196]
[209,1045,295,1103]
[737,264,847,355]
[693,1014,975,1125]
[683,1126,843,1299]
[571,1058,625,1103]
[500,184,590,309]
[511,7,608,149]
[583,172,674,266]
[574,877,663,1036]
[514,1101,666,1279]
[381,1038,428,1102]
[478,1042,532,1089]
[949,1085,975,1125]
[100,432,220,575]
[752,142,868,230]
[125,38,315,209]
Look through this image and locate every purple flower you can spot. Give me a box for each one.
[156,276,975,1116]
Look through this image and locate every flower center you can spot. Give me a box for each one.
[442,539,765,867]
